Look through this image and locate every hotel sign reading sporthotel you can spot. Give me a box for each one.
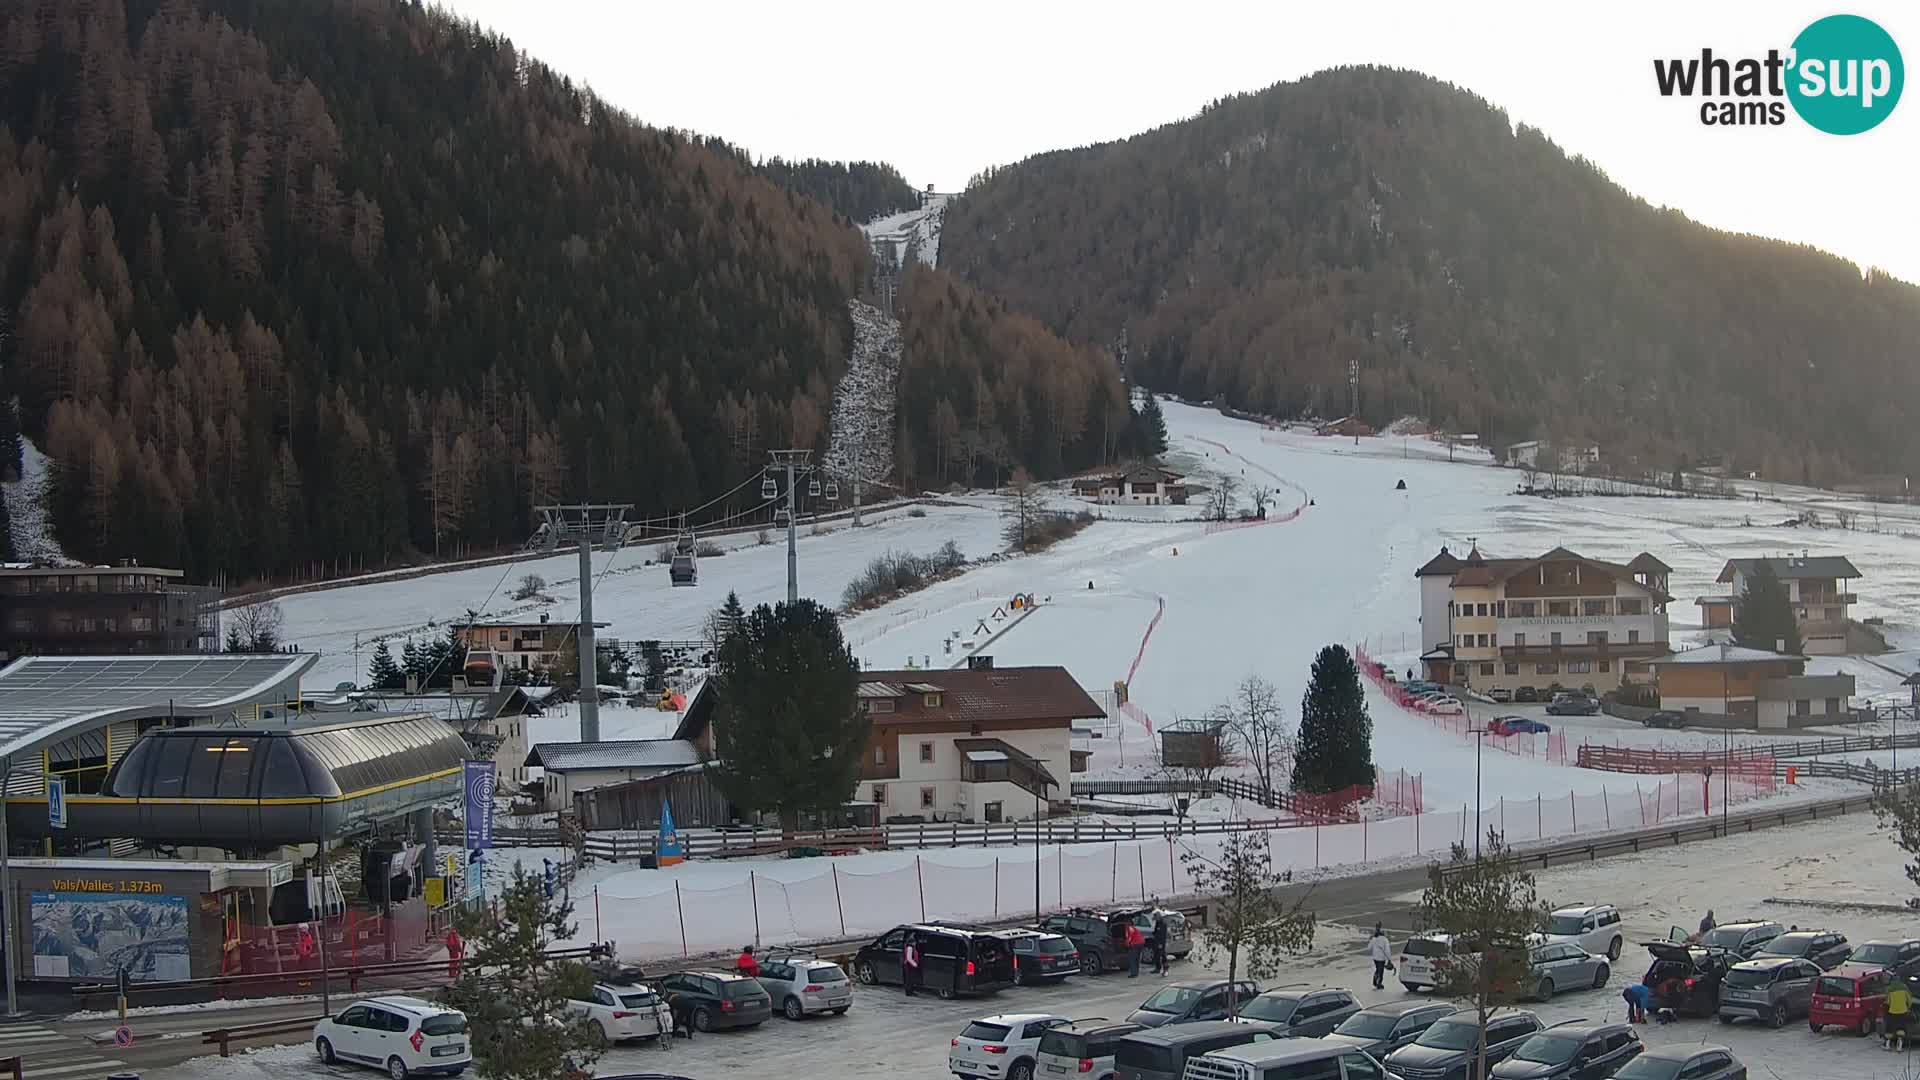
[50,878,166,894]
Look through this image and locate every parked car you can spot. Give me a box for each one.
[950,1013,1069,1080]
[565,977,672,1042]
[1036,1020,1144,1080]
[1383,1008,1543,1080]
[854,923,1017,997]
[1037,908,1190,974]
[1612,1045,1747,1080]
[1700,921,1785,959]
[1534,904,1626,961]
[1229,986,1360,1037]
[1753,930,1851,971]
[1545,694,1599,716]
[1515,687,1541,703]
[313,996,471,1079]
[752,950,853,1019]
[656,970,772,1032]
[1845,938,1920,979]
[1488,688,1514,703]
[1394,932,1455,992]
[1424,696,1466,715]
[1524,941,1611,999]
[1319,1001,1456,1057]
[1491,716,1552,735]
[1642,710,1685,729]
[1489,1020,1642,1080]
[1005,930,1081,985]
[1643,938,1735,1018]
[1114,1020,1279,1080]
[1716,956,1819,1027]
[1809,962,1889,1035]
[1182,1040,1393,1080]
[1404,681,1443,695]
[1126,978,1262,1028]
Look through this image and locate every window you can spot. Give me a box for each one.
[1548,600,1574,616]
[1583,599,1611,616]
[1495,601,1506,618]
[1627,629,1641,643]
[497,629,509,642]
[1587,630,1608,645]
[1514,632,1527,647]
[129,615,152,632]
[1566,660,1592,674]
[1458,634,1469,648]
[1510,601,1537,617]
[1477,603,1489,616]
[1505,663,1520,675]
[871,784,886,803]
[1617,597,1645,615]
[920,786,936,808]
[874,745,886,765]
[1550,632,1562,646]
[1795,699,1811,717]
[1825,697,1841,715]
[1599,660,1611,672]
[925,693,943,708]
[867,698,896,714]
[1536,662,1559,675]
[1481,663,1494,676]
[919,741,934,763]
[1476,634,1489,648]
[983,801,1002,823]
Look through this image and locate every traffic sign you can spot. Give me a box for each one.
[47,777,65,830]
[113,1025,133,1048]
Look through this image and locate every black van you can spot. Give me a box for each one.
[852,923,1017,997]
[1114,1019,1280,1080]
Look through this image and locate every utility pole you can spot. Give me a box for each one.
[534,504,631,743]
[768,450,816,604]
[1348,357,1359,447]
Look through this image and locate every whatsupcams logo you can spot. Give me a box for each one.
[1654,13,1903,133]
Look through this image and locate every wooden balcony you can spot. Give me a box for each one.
[1500,642,1668,660]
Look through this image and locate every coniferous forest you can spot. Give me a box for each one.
[941,67,1920,485]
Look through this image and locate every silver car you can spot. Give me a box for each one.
[1526,941,1610,999]
[1716,956,1819,1028]
[753,952,853,1019]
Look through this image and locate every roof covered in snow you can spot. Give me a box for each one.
[524,738,702,772]
[1717,556,1861,582]
[1649,643,1807,667]
[673,665,1101,743]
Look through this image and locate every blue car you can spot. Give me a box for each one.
[1489,716,1552,735]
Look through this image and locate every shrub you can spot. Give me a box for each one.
[756,529,771,545]
[511,574,546,601]
[694,541,724,558]
[907,507,928,518]
[841,544,968,610]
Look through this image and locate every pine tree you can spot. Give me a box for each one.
[1292,644,1375,794]
[1136,392,1169,457]
[442,865,601,1080]
[638,640,666,693]
[711,599,867,832]
[441,622,468,686]
[223,625,245,653]
[1732,561,1802,655]
[366,640,401,690]
[401,638,426,688]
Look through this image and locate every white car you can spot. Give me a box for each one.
[949,1012,1069,1080]
[1394,933,1455,991]
[566,979,673,1042]
[314,996,470,1080]
[1423,696,1465,715]
[755,951,854,1018]
[1532,903,1627,962]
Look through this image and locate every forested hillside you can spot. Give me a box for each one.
[942,66,1920,484]
[0,0,878,581]
[698,145,919,224]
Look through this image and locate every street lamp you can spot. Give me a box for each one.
[1472,726,1492,859]
[1035,779,1049,923]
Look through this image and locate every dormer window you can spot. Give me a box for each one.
[925,693,943,708]
[867,698,895,714]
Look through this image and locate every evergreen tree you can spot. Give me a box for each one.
[1136,392,1169,457]
[366,640,402,690]
[638,640,666,693]
[1732,561,1803,655]
[423,633,454,688]
[442,865,600,1080]
[711,599,867,832]
[400,638,427,688]
[1292,644,1375,794]
[224,625,245,653]
[442,623,469,686]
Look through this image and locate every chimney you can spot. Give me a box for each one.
[968,655,994,671]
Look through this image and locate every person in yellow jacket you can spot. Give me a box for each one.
[1885,979,1912,1051]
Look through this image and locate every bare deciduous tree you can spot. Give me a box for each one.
[1250,486,1273,518]
[1211,675,1294,802]
[1002,468,1047,551]
[1205,471,1241,521]
[511,573,546,601]
[226,600,284,652]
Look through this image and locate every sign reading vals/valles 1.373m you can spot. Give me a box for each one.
[48,879,168,894]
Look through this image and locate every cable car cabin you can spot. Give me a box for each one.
[670,552,698,587]
[462,650,500,688]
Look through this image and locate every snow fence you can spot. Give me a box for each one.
[583,772,1776,961]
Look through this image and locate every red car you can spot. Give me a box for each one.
[1809,963,1890,1035]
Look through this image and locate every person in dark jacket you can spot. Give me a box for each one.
[903,932,923,997]
[1151,917,1170,976]
[1698,910,1716,936]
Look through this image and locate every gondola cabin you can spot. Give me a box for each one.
[670,552,697,587]
[463,649,500,688]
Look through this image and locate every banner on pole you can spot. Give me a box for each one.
[462,760,496,850]
[656,798,684,867]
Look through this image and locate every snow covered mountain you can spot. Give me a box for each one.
[861,193,950,268]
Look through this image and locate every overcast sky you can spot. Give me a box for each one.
[436,0,1918,284]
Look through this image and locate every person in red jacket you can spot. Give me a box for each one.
[445,928,465,979]
[1124,921,1147,978]
[736,944,760,978]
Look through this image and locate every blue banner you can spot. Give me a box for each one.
[463,760,496,850]
[656,797,684,865]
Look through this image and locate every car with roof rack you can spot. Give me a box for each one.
[1532,903,1625,961]
[1002,928,1081,985]
[752,948,853,1019]
[1037,1019,1146,1080]
[564,971,672,1043]
[1489,1019,1642,1079]
[1698,920,1785,959]
[655,970,772,1031]
[1037,907,1191,973]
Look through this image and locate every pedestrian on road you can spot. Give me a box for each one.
[1124,921,1146,978]
[903,932,923,997]
[1369,925,1393,990]
[1151,917,1170,976]
[445,927,465,979]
